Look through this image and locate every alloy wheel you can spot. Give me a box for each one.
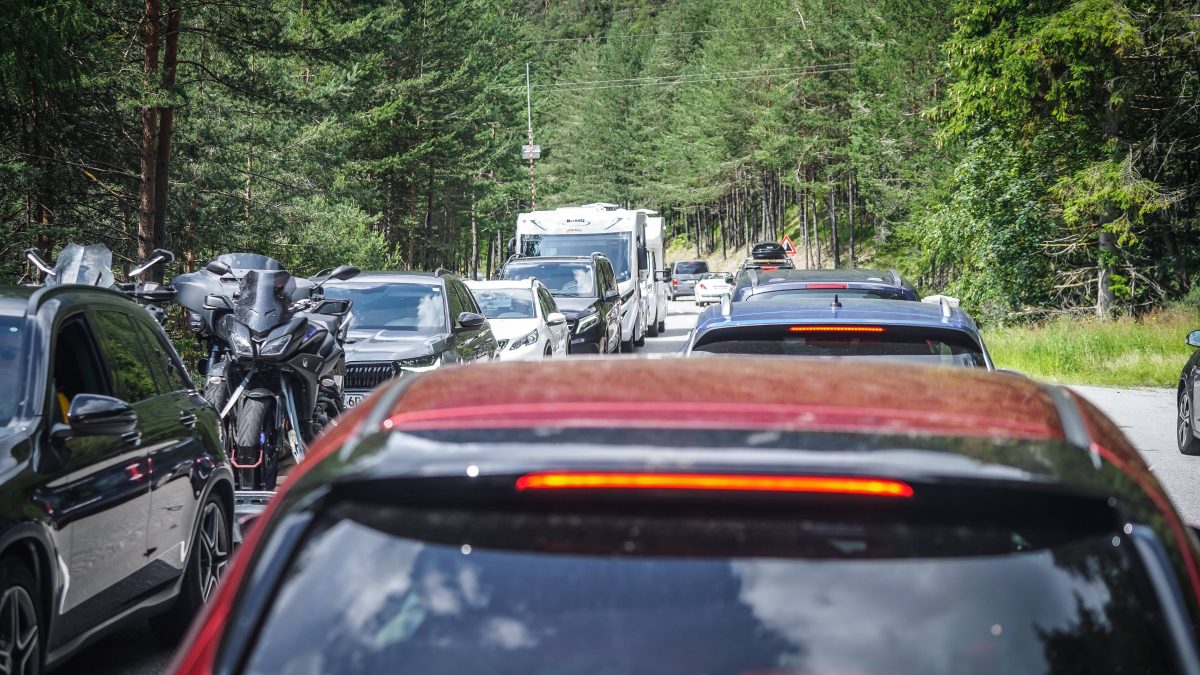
[197,502,231,602]
[1180,390,1193,450]
[0,586,38,675]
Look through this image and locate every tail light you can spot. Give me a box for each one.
[672,279,678,286]
[805,283,849,289]
[515,471,914,497]
[789,325,884,333]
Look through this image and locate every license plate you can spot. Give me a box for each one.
[342,393,364,408]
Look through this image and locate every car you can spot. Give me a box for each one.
[0,284,233,672]
[464,279,569,359]
[172,357,1200,675]
[732,268,919,302]
[750,241,788,260]
[323,270,499,407]
[682,296,993,368]
[694,273,734,306]
[500,255,622,354]
[1176,328,1200,455]
[668,259,709,299]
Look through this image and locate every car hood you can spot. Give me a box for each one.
[552,297,600,318]
[486,318,541,342]
[344,329,446,361]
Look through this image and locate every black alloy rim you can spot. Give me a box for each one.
[198,502,230,602]
[0,586,38,675]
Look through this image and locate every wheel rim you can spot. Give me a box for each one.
[0,586,38,675]
[197,502,230,602]
[1180,390,1193,450]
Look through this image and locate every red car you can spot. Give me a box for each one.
[172,359,1200,675]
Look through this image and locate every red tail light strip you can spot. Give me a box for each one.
[789,325,885,333]
[379,401,1063,440]
[516,471,914,497]
[804,283,849,289]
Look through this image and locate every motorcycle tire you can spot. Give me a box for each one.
[234,398,277,491]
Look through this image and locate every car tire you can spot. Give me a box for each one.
[647,317,659,338]
[0,559,42,675]
[1180,384,1200,455]
[658,319,665,333]
[544,344,552,358]
[151,495,231,644]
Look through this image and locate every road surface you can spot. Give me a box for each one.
[57,299,1197,674]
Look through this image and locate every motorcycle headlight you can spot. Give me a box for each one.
[399,354,440,370]
[576,311,600,334]
[259,334,291,356]
[228,330,253,356]
[510,329,539,350]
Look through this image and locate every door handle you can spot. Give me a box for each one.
[179,411,197,428]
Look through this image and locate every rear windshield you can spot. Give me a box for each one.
[674,261,708,275]
[691,325,987,367]
[746,288,912,301]
[243,504,1170,675]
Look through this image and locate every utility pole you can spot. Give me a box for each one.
[524,62,538,209]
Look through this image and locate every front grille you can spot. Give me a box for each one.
[497,339,510,350]
[345,362,399,390]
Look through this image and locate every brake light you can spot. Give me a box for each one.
[672,279,678,286]
[515,472,913,497]
[789,325,885,333]
[761,266,778,271]
[805,283,848,289]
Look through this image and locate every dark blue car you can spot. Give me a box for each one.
[682,297,993,368]
[732,268,919,302]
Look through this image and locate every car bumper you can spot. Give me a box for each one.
[672,280,697,295]
[569,322,603,354]
[695,288,728,303]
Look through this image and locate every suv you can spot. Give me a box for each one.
[0,284,233,671]
[733,268,919,302]
[668,260,709,299]
[500,255,622,354]
[323,271,498,406]
[174,358,1200,675]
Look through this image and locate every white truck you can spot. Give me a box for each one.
[639,209,669,337]
[514,203,654,350]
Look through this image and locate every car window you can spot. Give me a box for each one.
[474,289,536,320]
[454,282,481,314]
[91,310,159,402]
[503,262,596,298]
[600,260,617,296]
[0,316,27,428]
[324,282,447,332]
[126,315,189,394]
[674,261,708,275]
[445,281,466,323]
[691,325,987,367]
[242,503,1172,675]
[49,316,111,423]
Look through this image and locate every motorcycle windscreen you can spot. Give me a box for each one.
[215,252,284,272]
[235,270,292,334]
[48,243,115,287]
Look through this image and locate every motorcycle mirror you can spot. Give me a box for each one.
[130,248,176,278]
[206,260,232,276]
[328,265,360,282]
[24,248,55,277]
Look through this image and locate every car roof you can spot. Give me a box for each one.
[507,256,599,264]
[0,287,36,316]
[285,358,1144,502]
[325,271,445,285]
[694,297,978,333]
[745,268,902,285]
[465,279,537,290]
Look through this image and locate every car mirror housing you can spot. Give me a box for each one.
[654,270,668,282]
[546,312,567,326]
[1187,330,1200,349]
[456,312,487,331]
[65,394,139,436]
[604,289,620,301]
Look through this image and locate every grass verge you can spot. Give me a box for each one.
[983,307,1200,388]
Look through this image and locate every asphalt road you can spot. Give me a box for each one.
[53,299,1197,674]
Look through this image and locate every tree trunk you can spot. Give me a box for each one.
[150,0,180,281]
[848,175,856,268]
[828,187,840,268]
[138,0,161,261]
[811,183,822,269]
[800,184,809,269]
[470,189,478,280]
[1097,229,1116,318]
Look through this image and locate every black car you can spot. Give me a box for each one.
[733,267,919,302]
[1177,329,1200,454]
[0,284,233,672]
[668,259,709,299]
[323,271,499,406]
[500,255,622,354]
[176,358,1200,675]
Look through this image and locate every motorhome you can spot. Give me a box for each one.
[639,209,668,337]
[514,203,650,349]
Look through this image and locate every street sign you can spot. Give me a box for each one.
[521,144,541,160]
[780,233,798,256]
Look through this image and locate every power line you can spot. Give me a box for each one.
[530,21,804,45]
[540,66,854,93]
[535,63,853,89]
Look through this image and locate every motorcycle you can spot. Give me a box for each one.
[24,243,177,321]
[174,253,359,490]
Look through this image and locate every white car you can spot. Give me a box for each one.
[694,273,734,306]
[465,279,569,359]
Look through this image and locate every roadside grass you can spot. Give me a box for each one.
[984,306,1200,387]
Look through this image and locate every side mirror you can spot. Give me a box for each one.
[507,237,517,257]
[546,312,566,326]
[206,260,232,276]
[60,394,138,436]
[1187,330,1200,349]
[328,265,360,282]
[456,312,487,331]
[604,289,620,302]
[654,270,668,282]
[203,294,232,310]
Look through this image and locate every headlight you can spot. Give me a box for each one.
[259,334,291,356]
[510,329,539,350]
[228,330,253,356]
[399,354,440,370]
[576,311,600,334]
